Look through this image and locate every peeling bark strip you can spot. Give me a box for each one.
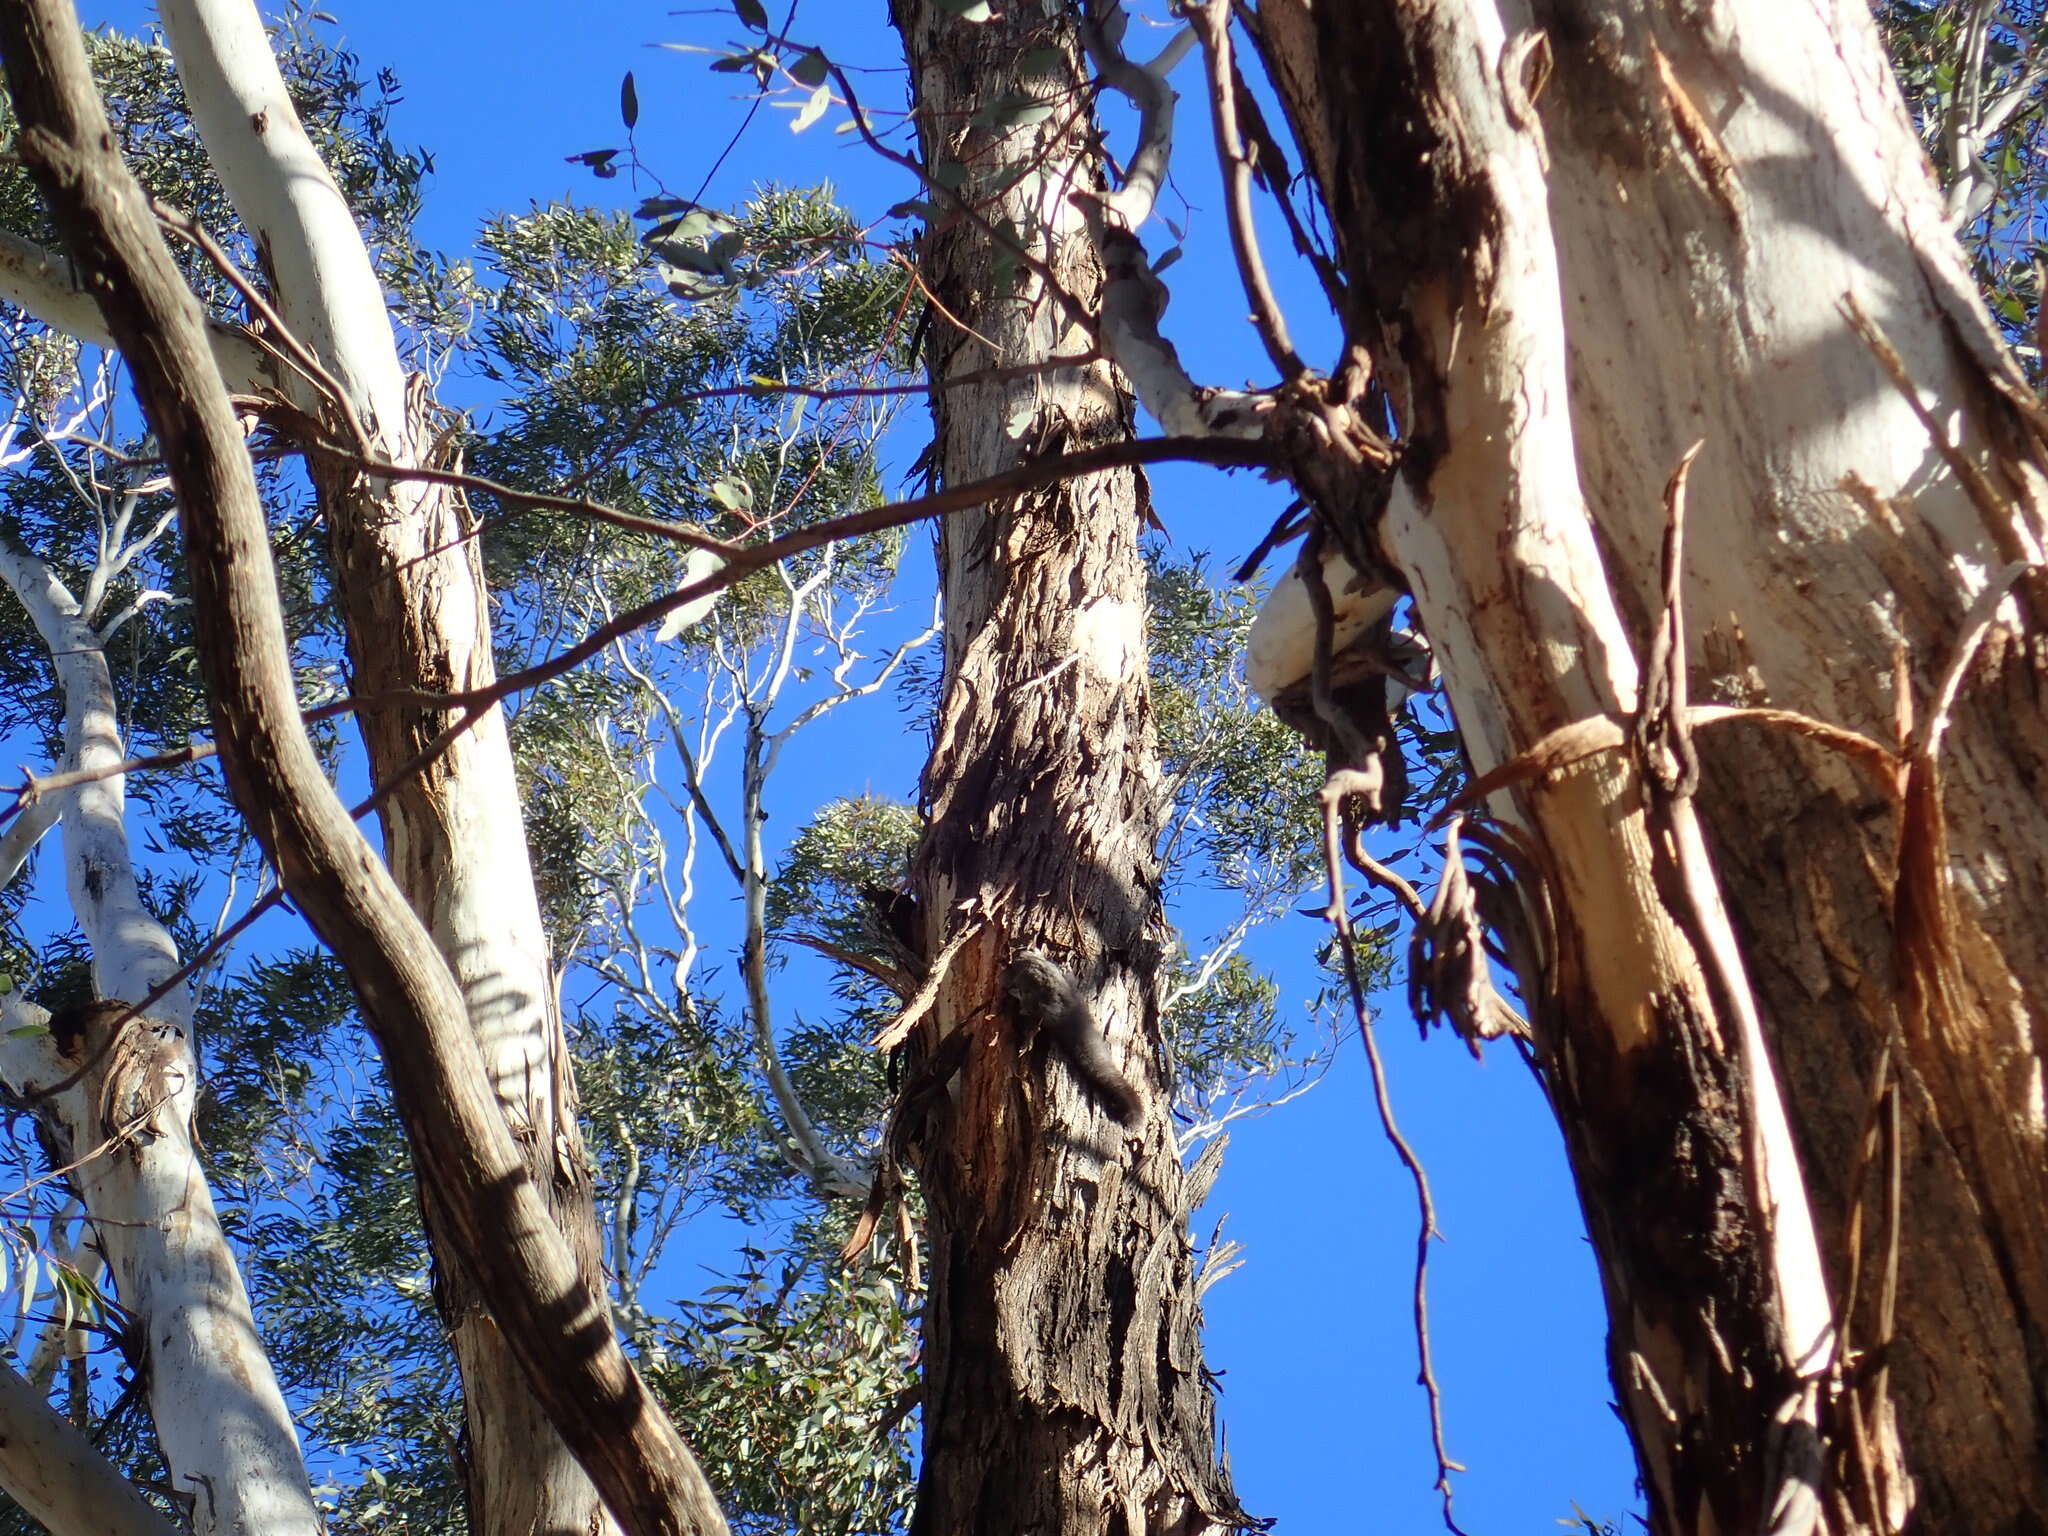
[890,4,1244,1533]
[0,6,730,1535]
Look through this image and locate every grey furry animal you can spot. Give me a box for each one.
[1001,950,1142,1128]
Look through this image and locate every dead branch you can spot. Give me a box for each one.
[151,199,372,459]
[1435,704,1900,826]
[1303,534,1468,1536]
[1633,439,1703,796]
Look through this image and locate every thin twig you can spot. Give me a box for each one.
[0,694,369,824]
[1190,0,1304,381]
[285,433,1280,814]
[302,430,1275,560]
[150,199,372,459]
[1304,529,1468,1535]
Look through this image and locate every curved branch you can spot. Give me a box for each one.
[1076,2,1192,229]
[1189,0,1304,380]
[0,8,730,1534]
[0,225,273,390]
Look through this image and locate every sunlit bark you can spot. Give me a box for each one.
[152,2,625,1528]
[1237,0,2048,1528]
[0,537,318,1534]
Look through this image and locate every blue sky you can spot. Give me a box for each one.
[73,1,1645,1529]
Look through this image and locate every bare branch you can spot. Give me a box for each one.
[1188,0,1304,379]
[0,225,272,390]
[1076,2,1193,230]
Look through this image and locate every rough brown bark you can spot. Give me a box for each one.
[889,5,1244,1533]
[0,7,730,1533]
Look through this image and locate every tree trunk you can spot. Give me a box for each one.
[155,4,624,1529]
[0,539,319,1536]
[1530,8,2048,1528]
[0,3,730,1529]
[1245,0,2048,1530]
[889,6,1244,1533]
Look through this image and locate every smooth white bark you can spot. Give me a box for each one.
[0,546,316,1535]
[1392,0,1837,1389]
[155,6,629,1530]
[0,226,271,390]
[0,1349,183,1536]
[157,0,564,1153]
[0,538,318,1535]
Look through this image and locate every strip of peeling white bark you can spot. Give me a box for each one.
[0,534,319,1536]
[1369,0,1834,1389]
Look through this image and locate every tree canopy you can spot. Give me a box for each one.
[0,2,2040,1535]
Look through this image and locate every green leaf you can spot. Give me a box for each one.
[621,71,639,131]
[6,1024,45,1038]
[789,48,830,87]
[935,0,994,18]
[732,0,768,28]
[793,82,832,133]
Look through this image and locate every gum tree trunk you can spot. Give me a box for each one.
[154,3,624,1529]
[0,543,318,1534]
[1247,0,2048,1530]
[889,4,1244,1532]
[0,1,730,1528]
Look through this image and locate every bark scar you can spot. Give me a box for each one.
[1651,41,1747,238]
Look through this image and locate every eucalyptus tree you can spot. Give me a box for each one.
[0,21,415,1534]
[648,0,2048,1531]
[0,11,1317,1532]
[0,27,920,1535]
